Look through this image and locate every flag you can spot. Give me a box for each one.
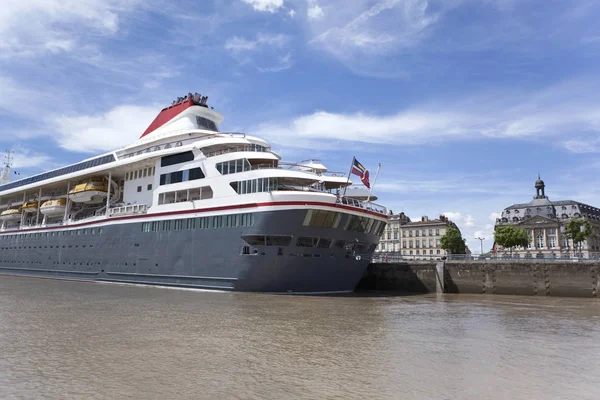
[351,158,370,188]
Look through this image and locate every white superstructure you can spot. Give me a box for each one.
[0,94,387,232]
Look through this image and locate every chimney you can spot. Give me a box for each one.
[422,216,429,222]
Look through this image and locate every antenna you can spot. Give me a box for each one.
[0,149,14,185]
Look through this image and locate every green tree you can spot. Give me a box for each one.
[564,218,593,255]
[494,225,529,256]
[440,226,466,255]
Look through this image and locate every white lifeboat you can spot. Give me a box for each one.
[40,198,67,217]
[0,208,22,222]
[69,178,110,205]
[22,200,39,213]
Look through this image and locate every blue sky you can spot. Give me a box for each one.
[1,0,600,252]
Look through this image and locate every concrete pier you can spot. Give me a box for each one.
[358,261,600,298]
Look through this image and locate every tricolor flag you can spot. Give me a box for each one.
[351,158,370,188]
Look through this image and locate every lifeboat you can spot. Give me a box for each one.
[69,178,110,204]
[22,200,39,213]
[0,208,22,223]
[40,198,67,217]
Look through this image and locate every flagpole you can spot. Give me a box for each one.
[342,156,355,198]
[366,163,381,203]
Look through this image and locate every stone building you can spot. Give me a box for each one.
[494,177,600,258]
[376,213,462,259]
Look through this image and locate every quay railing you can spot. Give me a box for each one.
[372,253,600,263]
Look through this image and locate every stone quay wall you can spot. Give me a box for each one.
[358,261,600,298]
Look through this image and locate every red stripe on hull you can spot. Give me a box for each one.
[0,201,388,234]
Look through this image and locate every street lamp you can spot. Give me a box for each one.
[476,237,486,255]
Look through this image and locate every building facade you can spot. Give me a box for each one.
[376,213,462,259]
[494,177,600,259]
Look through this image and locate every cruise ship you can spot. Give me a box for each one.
[0,94,388,293]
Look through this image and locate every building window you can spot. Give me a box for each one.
[436,239,440,247]
[416,250,419,255]
[415,240,420,248]
[436,228,440,235]
[548,236,556,248]
[387,232,391,240]
[137,186,142,192]
[429,238,433,247]
[409,230,413,237]
[393,229,398,239]
[402,240,406,248]
[548,228,555,235]
[402,230,407,237]
[563,238,568,248]
[422,229,426,236]
[409,250,413,255]
[422,239,426,248]
[409,240,413,248]
[429,250,433,255]
[536,234,544,248]
[436,250,440,254]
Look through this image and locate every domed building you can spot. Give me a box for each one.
[494,176,600,258]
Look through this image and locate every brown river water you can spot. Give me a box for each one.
[0,276,599,400]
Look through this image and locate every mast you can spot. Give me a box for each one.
[0,150,14,185]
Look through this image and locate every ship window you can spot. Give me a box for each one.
[317,238,333,248]
[189,167,205,180]
[242,235,265,246]
[137,186,142,192]
[216,159,251,175]
[297,237,318,247]
[147,184,152,191]
[240,213,254,227]
[265,235,293,246]
[213,216,223,228]
[196,116,218,132]
[160,151,194,167]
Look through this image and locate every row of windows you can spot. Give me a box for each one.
[302,210,342,229]
[0,228,104,240]
[126,167,155,181]
[242,234,374,252]
[159,167,205,185]
[230,178,280,195]
[157,186,213,205]
[141,214,255,232]
[216,158,251,175]
[399,239,441,248]
[396,228,441,237]
[345,215,386,235]
[380,247,442,256]
[0,154,115,192]
[1,244,95,250]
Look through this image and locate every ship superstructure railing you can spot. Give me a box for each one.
[120,131,249,159]
[338,196,388,216]
[108,203,148,217]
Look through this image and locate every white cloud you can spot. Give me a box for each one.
[443,211,476,228]
[307,0,441,76]
[0,0,143,58]
[488,212,501,221]
[51,105,158,153]
[307,3,325,20]
[225,33,293,72]
[225,33,290,53]
[11,147,55,170]
[252,77,600,152]
[241,0,284,13]
[288,9,296,17]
